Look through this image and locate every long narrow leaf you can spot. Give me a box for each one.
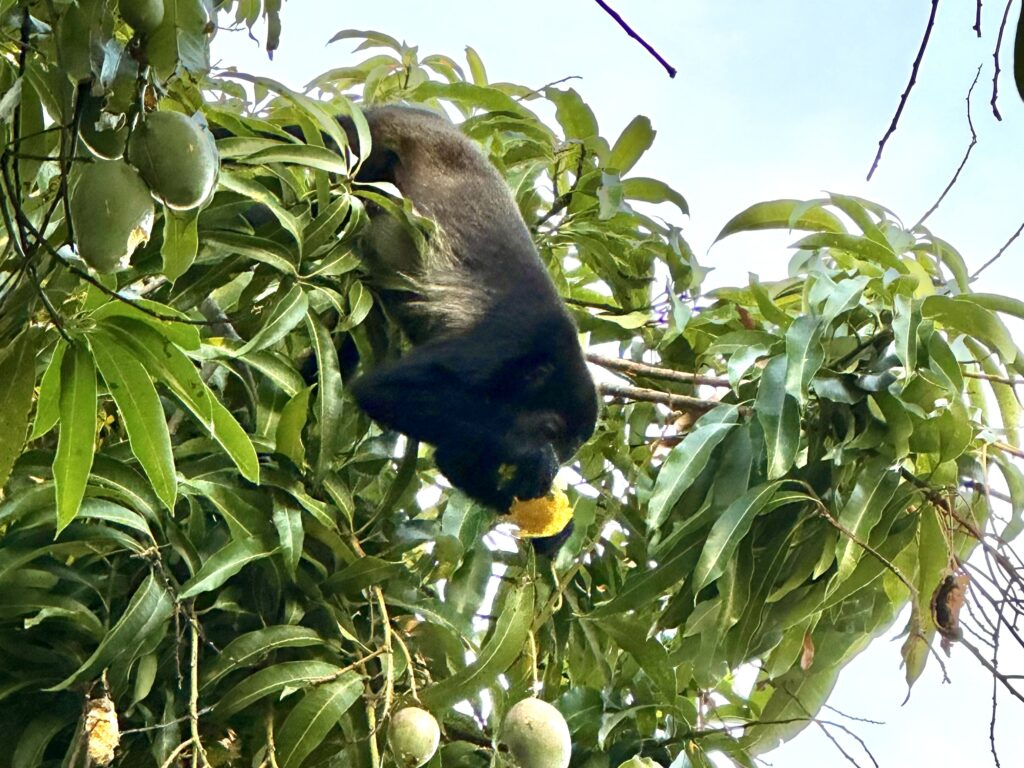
[91,331,177,509]
[54,343,97,531]
[277,674,363,768]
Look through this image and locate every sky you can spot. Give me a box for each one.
[211,2,1024,766]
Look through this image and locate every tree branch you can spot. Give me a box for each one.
[990,0,1015,119]
[587,352,732,388]
[914,65,981,229]
[591,0,677,78]
[867,0,940,180]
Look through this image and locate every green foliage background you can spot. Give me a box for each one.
[0,2,1022,767]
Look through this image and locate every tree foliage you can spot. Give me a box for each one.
[0,3,1022,768]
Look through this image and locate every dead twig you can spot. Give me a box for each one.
[990,0,1015,119]
[914,65,981,229]
[591,0,677,78]
[587,352,732,388]
[972,219,1024,280]
[867,0,940,180]
[598,381,729,414]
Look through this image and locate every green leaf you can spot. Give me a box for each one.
[335,280,374,331]
[218,170,304,248]
[12,714,69,768]
[870,390,913,459]
[100,318,259,482]
[892,294,919,372]
[834,461,900,581]
[693,482,782,591]
[0,331,38,488]
[621,177,688,215]
[147,0,212,80]
[962,292,1024,322]
[465,45,488,85]
[409,80,531,117]
[30,340,65,439]
[304,197,353,256]
[755,356,800,479]
[203,232,297,274]
[783,316,824,404]
[232,284,309,357]
[596,617,675,699]
[546,87,600,141]
[54,342,97,532]
[161,206,200,282]
[591,539,703,617]
[306,311,343,481]
[609,115,655,175]
[922,295,1016,364]
[276,674,363,768]
[322,556,404,596]
[715,199,845,242]
[794,232,901,272]
[50,572,174,690]
[597,171,624,220]
[225,72,353,156]
[202,626,326,690]
[179,536,275,599]
[78,497,155,539]
[239,143,350,174]
[91,299,201,350]
[420,582,535,709]
[216,661,344,718]
[328,29,403,51]
[91,331,177,509]
[967,338,1021,449]
[917,234,969,292]
[648,421,737,529]
[276,385,313,467]
[272,501,304,574]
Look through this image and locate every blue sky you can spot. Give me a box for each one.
[213,2,1024,765]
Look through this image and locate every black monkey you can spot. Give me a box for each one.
[335,106,598,511]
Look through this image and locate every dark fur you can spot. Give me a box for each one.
[339,106,597,510]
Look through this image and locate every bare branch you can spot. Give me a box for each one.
[914,65,981,229]
[990,0,1015,119]
[972,218,1024,280]
[591,0,677,78]
[867,0,940,180]
[587,352,732,388]
[598,381,728,413]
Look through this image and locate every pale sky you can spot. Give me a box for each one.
[212,3,1024,766]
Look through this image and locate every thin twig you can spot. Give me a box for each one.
[188,613,210,768]
[964,370,1024,387]
[517,75,583,102]
[599,381,728,413]
[0,159,71,341]
[990,0,1015,119]
[814,499,917,598]
[914,65,981,229]
[591,0,677,77]
[867,0,940,180]
[961,478,1012,505]
[159,740,192,768]
[960,636,1024,705]
[993,441,1024,460]
[587,352,732,388]
[972,219,1024,280]
[975,0,983,35]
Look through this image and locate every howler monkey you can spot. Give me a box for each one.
[335,106,597,511]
